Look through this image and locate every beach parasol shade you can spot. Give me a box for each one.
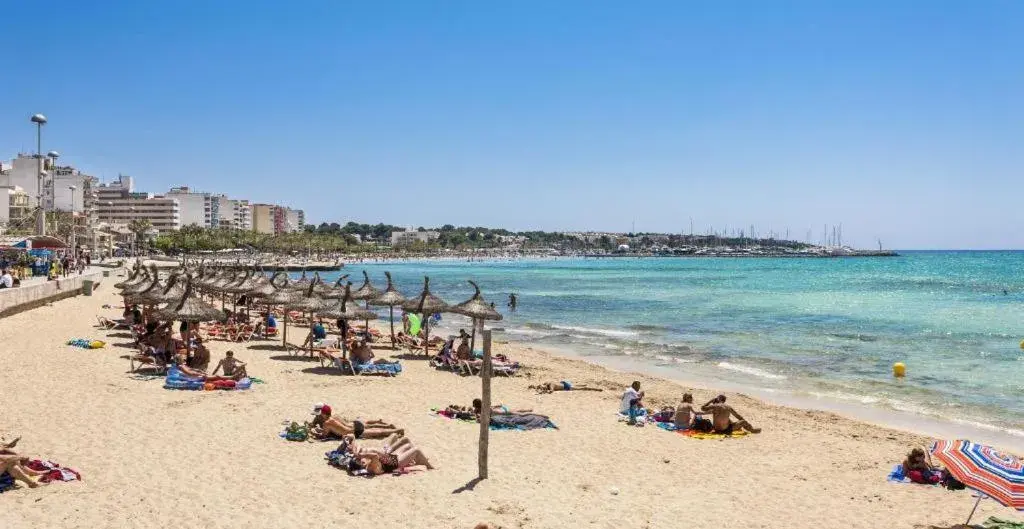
[931,439,1024,522]
[285,279,326,313]
[289,270,313,291]
[149,273,188,306]
[452,280,503,358]
[367,272,407,347]
[350,271,382,301]
[401,276,450,315]
[247,272,285,300]
[400,276,451,355]
[223,269,260,295]
[321,274,351,299]
[316,282,378,359]
[153,276,227,323]
[453,280,503,322]
[126,270,168,306]
[121,265,160,297]
[114,263,143,289]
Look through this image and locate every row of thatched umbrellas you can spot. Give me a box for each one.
[114,261,503,359]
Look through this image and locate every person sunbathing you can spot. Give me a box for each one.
[350,339,375,364]
[344,433,433,474]
[210,351,248,380]
[672,393,713,431]
[0,454,46,489]
[302,320,329,349]
[700,394,761,434]
[188,337,211,372]
[529,380,602,394]
[903,448,943,484]
[312,409,403,440]
[447,399,532,420]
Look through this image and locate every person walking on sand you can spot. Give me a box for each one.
[700,394,761,434]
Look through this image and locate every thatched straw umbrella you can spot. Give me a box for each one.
[289,270,312,291]
[401,276,452,356]
[261,279,301,348]
[452,280,503,357]
[321,274,351,299]
[284,279,329,355]
[119,267,154,297]
[350,270,382,339]
[316,283,378,360]
[126,269,167,307]
[148,272,188,306]
[153,276,228,323]
[114,262,143,289]
[367,271,407,349]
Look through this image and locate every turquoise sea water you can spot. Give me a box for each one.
[318,252,1024,436]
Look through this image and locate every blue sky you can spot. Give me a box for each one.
[2,1,1022,249]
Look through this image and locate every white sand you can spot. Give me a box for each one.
[1,273,1022,528]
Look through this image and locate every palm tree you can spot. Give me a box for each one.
[128,219,152,255]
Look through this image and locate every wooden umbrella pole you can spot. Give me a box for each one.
[478,329,492,480]
[965,494,984,525]
[389,306,396,350]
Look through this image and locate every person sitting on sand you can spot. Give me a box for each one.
[342,433,434,475]
[529,381,602,394]
[903,448,943,484]
[672,393,713,431]
[189,336,211,372]
[210,350,248,380]
[350,339,375,364]
[455,336,472,361]
[1,436,20,455]
[700,394,761,434]
[0,454,47,489]
[310,405,403,440]
[621,381,645,424]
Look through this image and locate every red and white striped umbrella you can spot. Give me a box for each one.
[931,439,1024,522]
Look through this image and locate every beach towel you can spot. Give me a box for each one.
[887,464,912,483]
[163,367,252,391]
[354,361,402,376]
[654,419,748,439]
[983,517,1024,529]
[489,414,557,431]
[433,408,557,430]
[67,338,105,349]
[25,459,81,483]
[282,422,309,442]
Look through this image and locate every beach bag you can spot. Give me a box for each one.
[285,422,308,442]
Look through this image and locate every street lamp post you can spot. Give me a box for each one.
[68,185,77,254]
[30,114,47,236]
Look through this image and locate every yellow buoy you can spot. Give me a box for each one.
[892,362,906,378]
[1020,339,1024,350]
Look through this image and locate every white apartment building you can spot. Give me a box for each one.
[391,230,439,246]
[164,186,217,228]
[217,197,251,230]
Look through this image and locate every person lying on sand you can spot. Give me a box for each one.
[700,394,761,434]
[529,381,602,394]
[343,433,434,474]
[671,393,713,431]
[211,351,248,380]
[308,404,402,440]
[448,399,533,419]
[0,454,47,489]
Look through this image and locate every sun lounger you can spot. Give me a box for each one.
[130,348,169,375]
[96,316,129,330]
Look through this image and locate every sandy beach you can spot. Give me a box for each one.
[2,271,1022,529]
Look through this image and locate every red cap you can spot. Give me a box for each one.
[320,405,332,415]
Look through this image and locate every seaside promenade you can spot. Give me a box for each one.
[1,268,1021,528]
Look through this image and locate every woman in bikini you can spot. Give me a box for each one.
[345,434,434,475]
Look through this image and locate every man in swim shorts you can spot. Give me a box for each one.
[528,381,603,394]
[700,394,761,434]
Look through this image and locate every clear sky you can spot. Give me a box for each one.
[2,1,1022,249]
